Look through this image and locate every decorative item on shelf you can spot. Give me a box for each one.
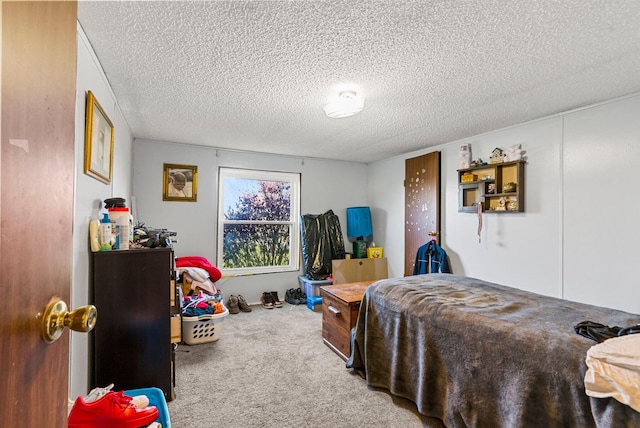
[347,206,373,259]
[489,148,505,164]
[458,144,471,169]
[508,200,518,211]
[461,172,477,182]
[367,247,383,258]
[496,197,507,211]
[487,183,496,194]
[503,182,517,193]
[504,144,523,161]
[469,158,484,168]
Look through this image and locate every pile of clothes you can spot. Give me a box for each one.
[175,255,226,316]
[176,255,222,296]
[182,292,225,317]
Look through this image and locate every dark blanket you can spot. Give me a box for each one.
[347,274,640,427]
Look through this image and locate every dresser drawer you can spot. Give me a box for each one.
[170,315,181,343]
[322,298,351,359]
[322,291,361,360]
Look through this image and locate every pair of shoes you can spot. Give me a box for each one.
[284,288,307,305]
[227,295,240,314]
[261,291,283,309]
[285,288,297,304]
[68,389,159,428]
[237,295,252,312]
[285,288,307,305]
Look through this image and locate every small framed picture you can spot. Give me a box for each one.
[84,91,114,184]
[163,163,198,202]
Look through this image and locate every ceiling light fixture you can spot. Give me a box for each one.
[323,91,365,119]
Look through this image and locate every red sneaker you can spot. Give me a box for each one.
[68,390,159,428]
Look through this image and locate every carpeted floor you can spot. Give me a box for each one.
[167,302,436,427]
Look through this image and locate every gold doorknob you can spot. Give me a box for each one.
[41,297,97,343]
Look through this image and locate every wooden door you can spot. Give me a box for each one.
[404,152,441,276]
[0,2,77,427]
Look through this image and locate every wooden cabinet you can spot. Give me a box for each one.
[320,282,373,361]
[331,257,388,284]
[458,160,525,213]
[90,248,176,401]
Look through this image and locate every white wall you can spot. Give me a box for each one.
[563,95,640,310]
[369,92,640,314]
[132,140,368,304]
[71,24,134,399]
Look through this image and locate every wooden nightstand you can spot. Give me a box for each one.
[320,281,374,361]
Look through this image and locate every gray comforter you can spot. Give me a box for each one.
[347,274,640,427]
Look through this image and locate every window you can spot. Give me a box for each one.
[217,168,300,275]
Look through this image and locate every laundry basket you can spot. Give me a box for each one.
[181,308,229,345]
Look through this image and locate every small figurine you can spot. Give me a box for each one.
[489,148,505,164]
[504,144,522,162]
[496,197,507,211]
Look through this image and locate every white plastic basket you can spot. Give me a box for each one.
[181,308,229,345]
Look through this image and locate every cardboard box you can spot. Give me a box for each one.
[331,258,388,284]
[298,275,332,297]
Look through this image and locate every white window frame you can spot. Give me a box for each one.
[217,167,300,276]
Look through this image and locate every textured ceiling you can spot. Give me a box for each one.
[77,1,640,163]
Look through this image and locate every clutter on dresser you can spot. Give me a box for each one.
[133,223,177,249]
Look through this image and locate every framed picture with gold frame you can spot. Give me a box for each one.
[83,91,114,184]
[163,163,198,202]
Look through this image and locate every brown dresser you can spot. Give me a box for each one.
[320,281,373,361]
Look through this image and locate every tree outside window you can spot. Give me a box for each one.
[217,168,300,275]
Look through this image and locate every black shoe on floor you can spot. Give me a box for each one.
[285,288,297,305]
[294,287,306,305]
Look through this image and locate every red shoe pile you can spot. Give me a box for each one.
[68,387,159,428]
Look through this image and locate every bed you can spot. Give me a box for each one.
[346,274,640,427]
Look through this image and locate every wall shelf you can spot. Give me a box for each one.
[457,160,525,213]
